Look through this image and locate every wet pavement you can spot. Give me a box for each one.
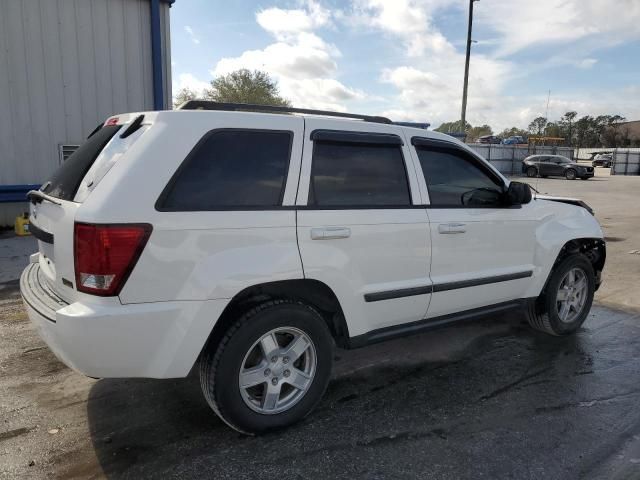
[1,171,640,479]
[1,282,639,479]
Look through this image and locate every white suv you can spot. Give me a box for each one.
[21,102,606,434]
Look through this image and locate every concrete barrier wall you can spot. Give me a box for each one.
[612,150,640,175]
[467,145,575,175]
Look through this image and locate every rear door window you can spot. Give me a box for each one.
[309,141,411,207]
[42,125,121,201]
[157,129,292,211]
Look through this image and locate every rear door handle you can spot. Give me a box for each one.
[438,223,466,234]
[310,227,351,240]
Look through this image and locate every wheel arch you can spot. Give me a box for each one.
[199,279,350,364]
[536,238,606,297]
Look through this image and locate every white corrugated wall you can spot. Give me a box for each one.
[0,0,172,225]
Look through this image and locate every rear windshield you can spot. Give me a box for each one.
[42,125,121,201]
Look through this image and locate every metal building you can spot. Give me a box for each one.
[0,0,174,225]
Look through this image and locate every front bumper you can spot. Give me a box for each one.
[579,169,595,178]
[20,263,227,378]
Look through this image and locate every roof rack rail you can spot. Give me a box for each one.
[177,100,393,124]
[392,121,430,129]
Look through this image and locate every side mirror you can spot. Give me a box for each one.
[506,181,532,205]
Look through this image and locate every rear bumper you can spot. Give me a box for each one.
[20,264,228,378]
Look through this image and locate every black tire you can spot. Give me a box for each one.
[541,175,548,178]
[565,169,577,180]
[199,299,333,434]
[525,253,595,336]
[526,166,538,178]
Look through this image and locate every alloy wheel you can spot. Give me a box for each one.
[238,327,317,415]
[556,267,588,323]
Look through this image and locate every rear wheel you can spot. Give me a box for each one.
[565,169,577,180]
[526,254,595,336]
[199,299,333,434]
[526,166,538,178]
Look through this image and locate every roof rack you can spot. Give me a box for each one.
[177,100,393,124]
[391,121,430,129]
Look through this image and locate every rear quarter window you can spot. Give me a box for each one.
[157,129,293,211]
[42,125,121,201]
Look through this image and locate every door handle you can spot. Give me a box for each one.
[310,227,351,240]
[438,223,466,234]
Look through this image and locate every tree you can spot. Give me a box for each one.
[601,115,628,147]
[544,122,561,138]
[467,124,493,142]
[173,87,198,108]
[559,111,577,146]
[499,127,528,139]
[434,120,471,133]
[203,69,290,106]
[172,69,291,109]
[528,117,548,136]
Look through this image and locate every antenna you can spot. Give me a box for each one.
[545,89,551,120]
[535,89,551,197]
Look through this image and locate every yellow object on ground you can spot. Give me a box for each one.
[14,213,31,236]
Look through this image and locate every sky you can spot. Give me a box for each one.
[169,0,640,132]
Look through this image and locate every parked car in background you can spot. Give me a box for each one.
[477,135,502,144]
[21,103,605,434]
[523,155,594,180]
[587,151,612,161]
[503,135,526,145]
[592,153,613,168]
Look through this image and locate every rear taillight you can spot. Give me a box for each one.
[74,223,152,296]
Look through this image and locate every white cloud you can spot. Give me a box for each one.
[476,0,640,57]
[213,32,338,80]
[180,0,640,130]
[211,1,365,111]
[343,0,514,128]
[172,73,210,97]
[184,25,200,45]
[576,58,598,69]
[256,1,331,40]
[348,0,456,57]
[342,0,640,130]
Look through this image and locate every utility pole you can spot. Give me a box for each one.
[460,0,478,138]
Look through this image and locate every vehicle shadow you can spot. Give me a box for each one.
[83,311,600,479]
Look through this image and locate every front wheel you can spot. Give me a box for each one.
[526,254,595,336]
[565,169,577,180]
[526,166,538,178]
[199,299,333,434]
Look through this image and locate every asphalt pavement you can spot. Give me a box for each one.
[1,167,639,479]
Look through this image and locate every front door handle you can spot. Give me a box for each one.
[311,227,351,240]
[438,223,466,234]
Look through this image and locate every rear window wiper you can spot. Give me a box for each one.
[27,190,62,206]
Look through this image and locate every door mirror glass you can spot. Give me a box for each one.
[506,181,532,205]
